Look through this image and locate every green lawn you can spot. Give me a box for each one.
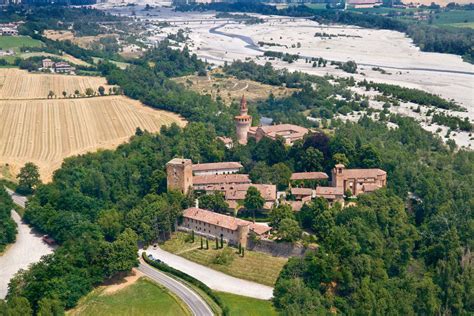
[217,292,278,316]
[69,278,190,316]
[0,36,43,52]
[431,10,474,25]
[444,22,474,29]
[161,232,287,286]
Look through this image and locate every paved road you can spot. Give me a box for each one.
[145,246,274,300]
[138,261,213,316]
[5,188,27,208]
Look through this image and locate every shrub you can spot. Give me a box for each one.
[212,247,235,265]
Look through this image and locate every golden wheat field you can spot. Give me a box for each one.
[0,69,114,99]
[0,69,186,182]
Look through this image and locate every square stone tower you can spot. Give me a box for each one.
[166,158,193,194]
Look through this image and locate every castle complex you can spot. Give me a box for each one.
[233,95,309,145]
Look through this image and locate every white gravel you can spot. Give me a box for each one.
[145,246,274,300]
[0,211,54,299]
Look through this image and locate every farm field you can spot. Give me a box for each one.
[0,70,186,181]
[0,69,113,99]
[0,96,185,181]
[43,29,118,50]
[0,36,43,52]
[69,278,190,316]
[173,73,297,105]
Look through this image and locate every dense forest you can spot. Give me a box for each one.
[0,187,16,253]
[177,2,474,63]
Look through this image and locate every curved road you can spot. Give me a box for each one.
[0,189,54,299]
[138,261,213,316]
[209,23,474,76]
[146,246,274,300]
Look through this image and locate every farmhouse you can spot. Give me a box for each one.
[181,207,271,246]
[54,62,76,74]
[192,161,243,176]
[42,59,54,69]
[332,164,387,196]
[41,59,76,74]
[345,0,382,8]
[0,23,18,36]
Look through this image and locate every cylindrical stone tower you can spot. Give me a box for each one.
[235,95,252,145]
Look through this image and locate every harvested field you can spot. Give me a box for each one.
[173,73,297,105]
[0,96,185,181]
[0,69,113,99]
[43,30,118,50]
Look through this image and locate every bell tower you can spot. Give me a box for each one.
[235,95,252,145]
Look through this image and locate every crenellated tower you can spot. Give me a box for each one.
[234,95,252,145]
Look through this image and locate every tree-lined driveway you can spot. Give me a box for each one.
[145,246,274,300]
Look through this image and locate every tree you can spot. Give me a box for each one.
[6,297,32,316]
[300,147,324,172]
[98,86,105,96]
[358,144,381,168]
[97,209,123,241]
[37,297,64,316]
[48,90,55,99]
[62,91,67,98]
[244,186,265,219]
[333,153,349,166]
[85,88,94,97]
[101,228,138,278]
[74,89,80,97]
[199,192,228,213]
[298,197,329,230]
[277,218,301,242]
[16,162,41,195]
[269,204,294,229]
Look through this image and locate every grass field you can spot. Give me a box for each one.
[173,72,297,106]
[217,292,278,316]
[69,278,190,316]
[161,233,287,286]
[0,36,43,53]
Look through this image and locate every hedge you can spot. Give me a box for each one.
[142,252,230,315]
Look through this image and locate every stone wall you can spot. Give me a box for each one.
[246,238,308,258]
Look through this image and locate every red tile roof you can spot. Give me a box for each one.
[338,168,386,179]
[192,162,243,172]
[315,186,344,195]
[193,174,251,186]
[290,172,329,181]
[291,187,313,196]
[183,207,270,235]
